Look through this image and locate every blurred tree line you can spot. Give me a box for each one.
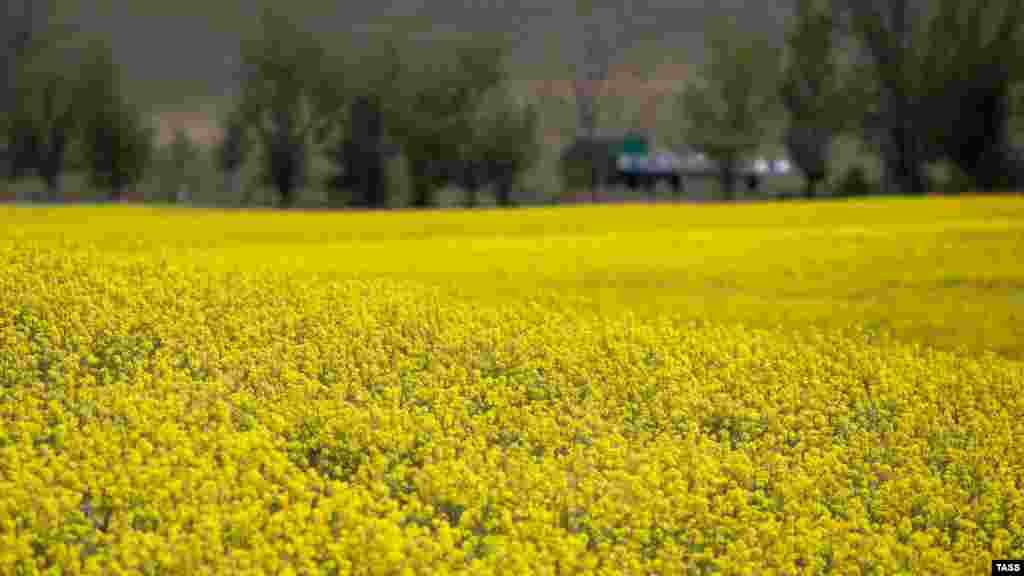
[0,3,539,207]
[1,0,154,201]
[2,0,1023,206]
[675,0,1024,198]
[781,0,1024,195]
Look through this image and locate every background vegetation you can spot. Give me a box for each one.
[4,0,1024,207]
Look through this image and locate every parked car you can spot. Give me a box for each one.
[616,149,685,193]
[745,156,793,176]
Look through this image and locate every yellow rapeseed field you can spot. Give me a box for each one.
[1,197,1022,575]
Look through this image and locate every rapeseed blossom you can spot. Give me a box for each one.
[0,199,1022,574]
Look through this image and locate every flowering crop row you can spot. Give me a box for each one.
[1,199,1023,574]
[4,198,1021,360]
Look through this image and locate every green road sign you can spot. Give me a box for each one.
[621,133,648,156]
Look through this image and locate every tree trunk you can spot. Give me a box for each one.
[44,173,60,202]
[327,186,346,209]
[224,170,238,199]
[6,123,38,181]
[804,175,819,198]
[272,140,300,209]
[39,138,64,203]
[496,178,513,207]
[276,182,295,208]
[409,160,434,207]
[272,150,296,207]
[575,76,599,204]
[886,122,928,194]
[672,174,684,199]
[785,122,829,200]
[241,178,254,206]
[351,95,386,208]
[947,82,1012,193]
[589,149,598,203]
[362,150,385,208]
[981,151,1014,192]
[465,186,479,208]
[411,179,432,208]
[0,149,10,187]
[719,156,737,201]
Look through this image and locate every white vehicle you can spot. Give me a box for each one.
[744,156,794,176]
[615,149,685,193]
[684,152,714,172]
[617,149,683,174]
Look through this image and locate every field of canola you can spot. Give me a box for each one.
[1,196,1023,575]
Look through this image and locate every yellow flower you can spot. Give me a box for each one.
[0,200,1021,574]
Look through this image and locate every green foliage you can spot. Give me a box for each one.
[1,6,82,192]
[781,0,844,195]
[2,103,40,182]
[30,76,78,195]
[166,128,199,202]
[834,164,874,197]
[917,0,1024,191]
[942,163,974,195]
[169,128,196,164]
[387,38,509,207]
[682,20,780,199]
[683,22,780,156]
[214,109,249,174]
[284,416,368,482]
[837,0,1024,194]
[470,92,539,168]
[316,38,407,208]
[329,38,405,147]
[76,39,154,198]
[236,7,333,206]
[461,89,541,205]
[781,0,842,117]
